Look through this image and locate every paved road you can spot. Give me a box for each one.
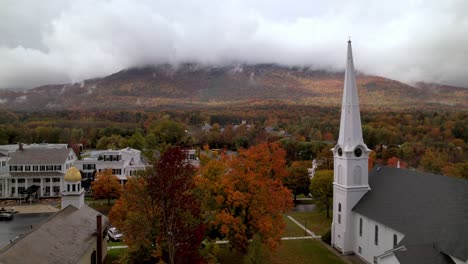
[0,213,54,249]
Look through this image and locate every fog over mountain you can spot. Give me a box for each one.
[1,0,468,89]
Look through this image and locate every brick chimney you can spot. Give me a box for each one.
[97,214,102,264]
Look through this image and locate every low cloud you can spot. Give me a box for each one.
[0,0,467,89]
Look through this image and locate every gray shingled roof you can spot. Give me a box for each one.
[0,205,107,264]
[353,166,468,264]
[8,148,72,165]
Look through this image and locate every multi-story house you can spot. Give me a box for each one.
[0,144,77,198]
[74,147,147,188]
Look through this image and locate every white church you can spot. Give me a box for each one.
[331,41,468,264]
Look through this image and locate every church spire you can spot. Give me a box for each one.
[337,40,366,151]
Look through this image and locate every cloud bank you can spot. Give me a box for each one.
[1,0,468,89]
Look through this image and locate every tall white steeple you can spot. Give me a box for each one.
[337,40,366,151]
[331,40,370,255]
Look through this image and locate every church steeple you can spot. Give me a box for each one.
[337,40,366,151]
[331,40,370,255]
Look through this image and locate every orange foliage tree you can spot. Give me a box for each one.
[386,157,408,168]
[196,143,293,253]
[91,169,122,206]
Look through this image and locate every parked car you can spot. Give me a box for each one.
[0,208,14,221]
[107,227,123,242]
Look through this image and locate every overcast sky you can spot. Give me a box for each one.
[1,0,468,89]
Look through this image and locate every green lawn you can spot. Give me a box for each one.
[85,198,118,215]
[271,240,344,264]
[287,209,332,236]
[105,248,126,264]
[216,239,345,264]
[283,215,308,237]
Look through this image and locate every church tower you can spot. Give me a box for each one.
[61,166,85,209]
[331,40,370,254]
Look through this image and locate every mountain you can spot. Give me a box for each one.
[0,64,466,111]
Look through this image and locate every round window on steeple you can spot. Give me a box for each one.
[338,148,343,156]
[354,147,363,157]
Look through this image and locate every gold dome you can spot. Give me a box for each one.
[64,166,82,182]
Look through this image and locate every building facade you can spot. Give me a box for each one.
[74,147,147,188]
[0,145,77,199]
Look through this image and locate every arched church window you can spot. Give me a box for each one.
[67,184,70,192]
[72,184,76,192]
[359,218,363,236]
[393,234,397,248]
[338,203,341,212]
[354,166,362,185]
[375,225,379,245]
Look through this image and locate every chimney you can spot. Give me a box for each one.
[18,143,24,151]
[96,214,102,264]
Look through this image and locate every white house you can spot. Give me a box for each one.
[0,144,77,199]
[331,40,468,264]
[74,147,147,188]
[0,167,108,264]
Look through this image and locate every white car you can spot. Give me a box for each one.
[107,227,123,242]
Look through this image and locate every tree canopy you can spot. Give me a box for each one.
[196,143,293,253]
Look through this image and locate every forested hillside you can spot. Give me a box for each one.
[0,106,465,178]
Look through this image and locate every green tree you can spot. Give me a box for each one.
[310,170,333,218]
[284,161,311,202]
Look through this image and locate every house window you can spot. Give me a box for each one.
[338,214,341,224]
[375,225,379,245]
[72,184,76,192]
[359,218,363,237]
[53,186,60,194]
[338,203,341,212]
[25,166,31,171]
[67,184,70,192]
[46,165,53,171]
[33,178,40,183]
[393,234,398,248]
[54,165,62,171]
[18,166,23,171]
[53,178,60,182]
[40,166,46,171]
[18,179,25,183]
[33,166,38,171]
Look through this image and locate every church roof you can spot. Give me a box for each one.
[0,205,107,264]
[353,166,468,263]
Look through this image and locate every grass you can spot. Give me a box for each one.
[85,198,118,215]
[283,215,308,237]
[287,209,332,236]
[105,247,126,264]
[271,239,344,264]
[216,239,345,264]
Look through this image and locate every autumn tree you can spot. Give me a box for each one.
[386,157,408,168]
[91,169,122,206]
[109,147,204,264]
[196,143,293,253]
[310,170,333,218]
[284,161,311,202]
